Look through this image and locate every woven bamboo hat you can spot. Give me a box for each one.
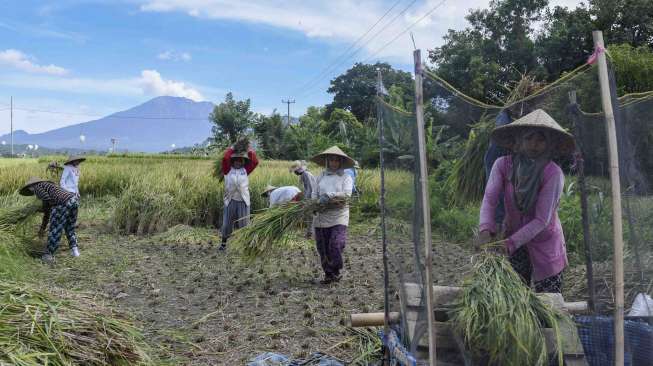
[491,109,576,156]
[19,177,51,196]
[261,185,277,197]
[311,146,355,169]
[288,160,307,173]
[64,155,86,166]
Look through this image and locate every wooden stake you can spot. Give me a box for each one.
[414,49,437,366]
[592,30,625,366]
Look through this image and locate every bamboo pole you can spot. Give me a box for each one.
[592,30,624,365]
[414,49,437,366]
[377,69,391,341]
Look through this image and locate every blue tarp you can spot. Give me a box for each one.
[575,316,653,366]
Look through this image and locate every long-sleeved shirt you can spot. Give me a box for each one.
[479,155,567,281]
[299,170,317,200]
[269,186,301,207]
[224,167,250,206]
[313,170,353,228]
[60,165,80,195]
[30,181,76,233]
[221,147,259,175]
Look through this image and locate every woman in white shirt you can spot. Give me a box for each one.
[60,156,85,196]
[311,146,354,284]
[221,151,258,251]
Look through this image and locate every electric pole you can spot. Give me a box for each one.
[110,138,118,153]
[281,98,295,125]
[10,96,13,156]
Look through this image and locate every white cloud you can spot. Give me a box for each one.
[139,0,586,63]
[0,70,205,102]
[157,50,192,61]
[0,49,68,75]
[137,70,204,101]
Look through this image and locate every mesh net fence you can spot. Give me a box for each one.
[378,58,653,365]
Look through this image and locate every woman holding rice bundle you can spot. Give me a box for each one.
[19,177,81,263]
[476,109,575,293]
[311,146,354,285]
[220,143,259,251]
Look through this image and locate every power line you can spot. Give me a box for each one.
[291,0,405,95]
[294,0,418,99]
[362,0,447,64]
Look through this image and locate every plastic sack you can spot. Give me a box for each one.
[628,293,653,317]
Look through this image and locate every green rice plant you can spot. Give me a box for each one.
[445,118,494,207]
[0,200,42,227]
[0,281,152,366]
[450,253,568,366]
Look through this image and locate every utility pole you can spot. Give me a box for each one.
[10,96,13,156]
[110,138,118,153]
[281,98,295,125]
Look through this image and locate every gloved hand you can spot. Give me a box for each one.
[319,194,330,205]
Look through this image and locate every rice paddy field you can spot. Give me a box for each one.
[1,155,472,365]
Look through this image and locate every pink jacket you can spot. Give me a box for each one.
[480,156,568,281]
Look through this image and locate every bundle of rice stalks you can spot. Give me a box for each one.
[0,281,151,365]
[230,198,347,260]
[450,253,568,366]
[0,200,42,227]
[445,118,494,206]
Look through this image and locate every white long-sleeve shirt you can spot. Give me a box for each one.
[313,170,353,228]
[224,168,250,206]
[269,186,301,207]
[60,165,80,195]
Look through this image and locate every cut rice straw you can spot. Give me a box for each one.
[450,252,569,365]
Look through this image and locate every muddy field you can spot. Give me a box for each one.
[39,208,473,365]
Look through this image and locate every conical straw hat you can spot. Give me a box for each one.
[19,177,51,196]
[288,160,307,173]
[261,185,277,197]
[64,155,86,165]
[491,109,576,156]
[311,146,355,169]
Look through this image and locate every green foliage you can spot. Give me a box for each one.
[209,92,255,146]
[609,43,653,94]
[254,112,286,159]
[327,62,413,123]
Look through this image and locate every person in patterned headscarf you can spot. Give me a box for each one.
[19,177,81,263]
[476,109,576,293]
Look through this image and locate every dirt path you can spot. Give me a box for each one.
[44,222,472,365]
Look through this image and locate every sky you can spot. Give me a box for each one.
[0,0,583,135]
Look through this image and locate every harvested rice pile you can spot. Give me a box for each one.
[0,281,151,366]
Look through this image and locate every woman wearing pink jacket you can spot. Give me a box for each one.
[477,109,576,293]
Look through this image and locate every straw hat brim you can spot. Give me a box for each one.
[310,146,355,169]
[492,125,576,156]
[19,178,51,196]
[261,185,277,197]
[230,152,250,161]
[491,109,576,156]
[64,156,86,165]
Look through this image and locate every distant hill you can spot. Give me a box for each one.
[0,96,215,153]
